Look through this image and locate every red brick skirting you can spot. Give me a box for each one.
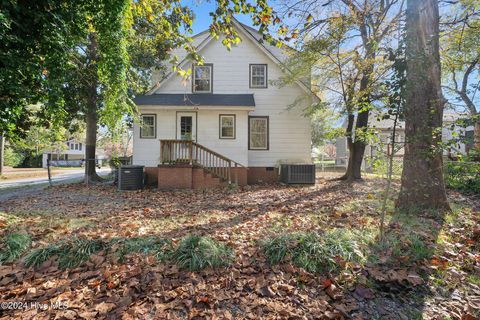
[247,167,279,184]
[150,165,270,190]
[157,165,193,190]
[144,167,159,186]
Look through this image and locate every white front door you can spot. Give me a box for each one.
[176,112,197,141]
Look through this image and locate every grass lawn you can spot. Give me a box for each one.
[0,179,478,319]
[0,167,82,181]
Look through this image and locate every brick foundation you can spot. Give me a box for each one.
[157,165,193,190]
[247,167,279,184]
[145,167,159,186]
[155,165,267,189]
[231,167,248,186]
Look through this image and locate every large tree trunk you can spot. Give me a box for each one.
[396,0,449,211]
[85,33,102,183]
[341,65,373,181]
[0,134,4,175]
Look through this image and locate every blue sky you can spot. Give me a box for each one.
[182,0,255,34]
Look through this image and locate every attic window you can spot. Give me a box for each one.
[193,64,213,93]
[250,64,267,88]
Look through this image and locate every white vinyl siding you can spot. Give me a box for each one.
[139,24,312,167]
[133,110,248,167]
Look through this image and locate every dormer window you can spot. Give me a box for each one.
[250,64,267,88]
[193,64,213,93]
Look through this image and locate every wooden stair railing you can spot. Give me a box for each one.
[160,140,246,184]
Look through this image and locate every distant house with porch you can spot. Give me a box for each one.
[42,139,106,168]
[335,111,474,167]
[132,18,318,189]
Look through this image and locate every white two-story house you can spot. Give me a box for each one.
[132,19,318,189]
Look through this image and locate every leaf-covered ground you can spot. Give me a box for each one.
[0,179,479,319]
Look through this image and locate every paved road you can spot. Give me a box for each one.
[0,168,111,201]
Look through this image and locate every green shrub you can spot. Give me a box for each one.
[24,238,109,268]
[0,233,31,263]
[171,234,234,271]
[444,161,480,194]
[24,243,64,268]
[116,236,172,261]
[261,229,367,273]
[4,147,24,167]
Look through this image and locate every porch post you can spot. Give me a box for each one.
[228,160,232,184]
[160,140,164,164]
[189,141,193,165]
[234,163,238,184]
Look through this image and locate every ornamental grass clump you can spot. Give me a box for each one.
[24,238,109,268]
[0,233,31,263]
[171,234,234,271]
[261,229,367,273]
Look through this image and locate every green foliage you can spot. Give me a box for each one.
[1,0,280,137]
[171,234,234,271]
[109,157,122,169]
[24,243,64,268]
[370,156,403,177]
[4,147,24,167]
[261,230,367,273]
[370,231,433,265]
[445,161,480,194]
[0,233,31,264]
[116,236,172,261]
[24,238,109,269]
[308,105,342,147]
[441,0,480,116]
[0,1,89,135]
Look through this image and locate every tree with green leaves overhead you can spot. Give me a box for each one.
[1,0,281,179]
[277,0,404,181]
[441,0,480,152]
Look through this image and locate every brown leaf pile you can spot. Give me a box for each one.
[0,180,478,319]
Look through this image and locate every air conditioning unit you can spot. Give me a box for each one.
[280,164,316,184]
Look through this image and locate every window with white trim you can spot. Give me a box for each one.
[140,114,156,138]
[219,115,235,139]
[193,64,212,93]
[249,116,269,150]
[69,142,81,151]
[250,64,267,88]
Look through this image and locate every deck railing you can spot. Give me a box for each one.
[160,139,246,183]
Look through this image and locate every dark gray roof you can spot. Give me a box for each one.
[133,94,255,107]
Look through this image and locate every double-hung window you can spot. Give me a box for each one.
[193,64,213,93]
[249,116,269,150]
[219,115,235,139]
[140,114,156,139]
[250,64,267,88]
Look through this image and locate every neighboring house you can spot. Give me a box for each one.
[335,111,474,167]
[42,139,106,168]
[132,18,318,189]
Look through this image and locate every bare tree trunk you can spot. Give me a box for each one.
[85,33,102,182]
[397,0,449,211]
[342,113,355,178]
[0,134,4,175]
[474,118,480,152]
[341,66,373,181]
